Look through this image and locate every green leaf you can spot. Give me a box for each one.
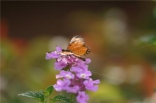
[18,91,44,103]
[44,85,53,97]
[51,94,73,103]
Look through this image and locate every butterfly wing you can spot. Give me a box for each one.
[67,35,91,56]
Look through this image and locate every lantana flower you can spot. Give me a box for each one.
[46,46,100,103]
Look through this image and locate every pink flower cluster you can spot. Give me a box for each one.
[46,46,100,103]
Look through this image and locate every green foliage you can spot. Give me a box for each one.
[51,94,73,103]
[44,86,53,97]
[139,34,156,45]
[18,86,73,103]
[18,91,44,103]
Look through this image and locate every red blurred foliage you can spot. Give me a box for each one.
[1,18,8,39]
[142,63,156,96]
[1,18,28,55]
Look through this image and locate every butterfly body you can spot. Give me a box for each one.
[60,35,91,60]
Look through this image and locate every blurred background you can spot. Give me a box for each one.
[1,1,156,103]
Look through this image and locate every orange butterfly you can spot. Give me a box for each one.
[60,35,91,60]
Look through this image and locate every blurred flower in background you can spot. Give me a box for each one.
[1,1,156,103]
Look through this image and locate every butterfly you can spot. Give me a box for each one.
[60,35,91,60]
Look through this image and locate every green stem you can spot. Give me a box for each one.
[70,94,74,103]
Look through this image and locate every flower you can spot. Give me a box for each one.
[57,70,74,79]
[76,91,89,103]
[46,46,100,103]
[53,79,71,91]
[54,58,68,70]
[46,51,60,59]
[83,78,100,92]
[76,70,92,79]
[45,46,62,59]
[66,85,79,93]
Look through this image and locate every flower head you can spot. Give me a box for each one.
[46,46,100,103]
